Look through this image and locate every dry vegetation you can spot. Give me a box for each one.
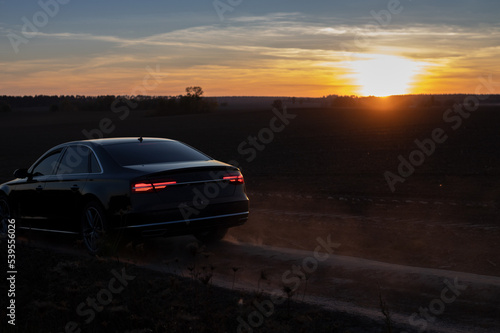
[0,241,393,333]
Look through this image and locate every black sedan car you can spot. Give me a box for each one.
[0,137,249,254]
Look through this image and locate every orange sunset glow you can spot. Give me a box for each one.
[0,3,499,97]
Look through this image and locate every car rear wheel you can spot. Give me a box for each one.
[81,201,108,255]
[194,228,228,244]
[0,195,10,239]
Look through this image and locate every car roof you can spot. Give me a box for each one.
[59,137,176,147]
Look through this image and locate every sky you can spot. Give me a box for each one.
[0,0,499,97]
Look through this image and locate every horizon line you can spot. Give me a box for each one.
[1,93,497,98]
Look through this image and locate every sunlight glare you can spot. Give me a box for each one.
[352,54,423,97]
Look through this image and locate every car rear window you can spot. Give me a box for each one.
[102,141,210,166]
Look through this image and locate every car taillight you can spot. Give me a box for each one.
[132,181,176,193]
[151,181,177,190]
[223,173,244,184]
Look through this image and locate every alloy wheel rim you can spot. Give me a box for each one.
[0,199,10,236]
[83,207,103,252]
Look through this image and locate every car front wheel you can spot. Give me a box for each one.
[0,195,10,239]
[81,201,108,255]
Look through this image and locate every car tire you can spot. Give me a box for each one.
[0,195,11,239]
[195,228,228,244]
[81,201,108,255]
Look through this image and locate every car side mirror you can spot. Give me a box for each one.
[14,168,30,179]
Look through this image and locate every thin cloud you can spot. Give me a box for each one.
[1,10,499,96]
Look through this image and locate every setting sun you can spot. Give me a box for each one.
[352,54,425,97]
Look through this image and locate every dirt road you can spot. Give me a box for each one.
[21,192,500,333]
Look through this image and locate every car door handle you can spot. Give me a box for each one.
[70,185,80,191]
[36,185,43,192]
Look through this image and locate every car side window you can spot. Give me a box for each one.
[32,150,63,176]
[90,151,102,173]
[57,146,91,175]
